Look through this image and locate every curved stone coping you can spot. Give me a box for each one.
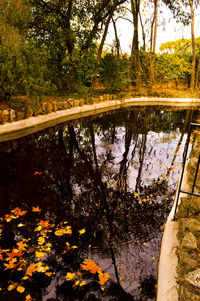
[0,97,200,142]
[156,198,179,301]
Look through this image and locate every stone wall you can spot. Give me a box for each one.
[0,95,116,124]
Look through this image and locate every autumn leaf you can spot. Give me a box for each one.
[39,220,51,228]
[25,294,32,301]
[81,259,101,274]
[7,283,17,291]
[35,251,46,258]
[98,272,110,285]
[55,226,72,236]
[32,206,41,213]
[17,223,25,227]
[79,229,86,235]
[4,261,18,270]
[66,272,76,281]
[38,236,45,245]
[34,171,43,176]
[79,281,87,287]
[17,286,25,293]
[11,207,27,217]
[26,263,38,276]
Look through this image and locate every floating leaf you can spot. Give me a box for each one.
[35,251,46,258]
[81,259,101,274]
[98,272,110,285]
[7,284,17,291]
[17,286,25,293]
[79,229,86,235]
[17,223,25,227]
[66,272,76,281]
[38,237,45,245]
[32,206,41,213]
[79,281,87,287]
[34,171,43,176]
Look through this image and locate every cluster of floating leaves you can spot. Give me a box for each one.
[0,206,110,300]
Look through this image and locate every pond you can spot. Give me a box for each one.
[0,105,199,301]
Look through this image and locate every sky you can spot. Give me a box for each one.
[105,2,200,54]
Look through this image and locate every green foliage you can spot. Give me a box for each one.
[0,35,51,100]
[160,37,200,54]
[155,53,192,80]
[100,53,131,93]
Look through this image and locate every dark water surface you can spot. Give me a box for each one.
[0,105,198,301]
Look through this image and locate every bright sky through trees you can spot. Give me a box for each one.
[106,2,200,53]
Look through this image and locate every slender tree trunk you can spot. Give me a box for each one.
[57,57,64,91]
[148,0,158,91]
[112,17,120,57]
[130,0,141,89]
[195,52,200,88]
[90,0,119,90]
[139,10,146,50]
[153,0,158,54]
[189,0,196,90]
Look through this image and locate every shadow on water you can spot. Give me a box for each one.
[0,105,198,300]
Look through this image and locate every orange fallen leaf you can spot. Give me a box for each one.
[81,259,101,274]
[32,206,41,213]
[39,220,51,228]
[34,171,43,176]
[98,272,110,285]
[17,286,25,293]
[66,272,76,281]
[11,207,27,217]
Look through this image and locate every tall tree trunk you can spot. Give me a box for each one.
[112,18,120,57]
[148,0,158,90]
[153,0,158,54]
[139,10,146,50]
[189,0,196,90]
[90,0,119,90]
[195,53,200,88]
[130,0,141,89]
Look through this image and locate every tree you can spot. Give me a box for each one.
[162,0,199,89]
[0,0,50,100]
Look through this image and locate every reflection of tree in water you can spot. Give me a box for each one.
[0,106,197,300]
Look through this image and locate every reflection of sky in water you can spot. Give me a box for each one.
[0,106,198,301]
[96,128,187,193]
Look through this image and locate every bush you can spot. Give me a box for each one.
[100,53,131,93]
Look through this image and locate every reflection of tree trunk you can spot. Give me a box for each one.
[89,124,101,177]
[117,111,135,192]
[161,110,194,183]
[135,110,151,192]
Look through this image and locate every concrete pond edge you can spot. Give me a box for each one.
[1,97,200,142]
[156,196,179,301]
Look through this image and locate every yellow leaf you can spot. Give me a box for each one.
[8,284,16,291]
[143,242,146,246]
[72,245,78,249]
[152,256,155,260]
[17,286,25,293]
[80,281,87,286]
[34,226,42,232]
[22,276,29,280]
[79,229,86,235]
[17,223,25,227]
[25,295,32,301]
[35,251,46,258]
[45,272,52,277]
[38,237,45,245]
[66,272,76,281]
